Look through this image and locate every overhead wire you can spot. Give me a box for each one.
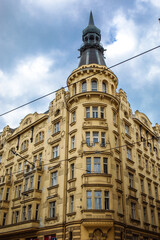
[0,44,160,117]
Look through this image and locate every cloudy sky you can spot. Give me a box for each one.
[0,0,160,131]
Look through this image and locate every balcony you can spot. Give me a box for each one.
[0,200,10,209]
[82,173,112,188]
[128,187,138,200]
[0,175,12,186]
[21,189,42,203]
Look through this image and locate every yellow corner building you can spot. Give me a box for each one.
[0,12,160,240]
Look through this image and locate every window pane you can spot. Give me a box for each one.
[91,80,97,91]
[94,157,100,173]
[95,191,101,209]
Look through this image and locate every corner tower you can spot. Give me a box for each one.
[78,11,106,67]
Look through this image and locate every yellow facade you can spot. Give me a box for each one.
[0,14,160,240]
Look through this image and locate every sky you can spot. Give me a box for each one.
[0,0,160,132]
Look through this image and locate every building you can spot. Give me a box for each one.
[0,11,160,240]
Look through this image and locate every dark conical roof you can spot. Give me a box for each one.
[78,12,106,67]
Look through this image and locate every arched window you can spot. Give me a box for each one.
[8,147,15,159]
[36,131,44,143]
[91,80,97,91]
[81,81,87,92]
[102,81,107,93]
[73,83,76,95]
[21,140,29,151]
[111,85,114,95]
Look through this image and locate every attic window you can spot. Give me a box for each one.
[55,109,60,116]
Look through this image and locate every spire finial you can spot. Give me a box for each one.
[89,11,94,26]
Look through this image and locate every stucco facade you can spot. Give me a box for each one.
[0,13,160,240]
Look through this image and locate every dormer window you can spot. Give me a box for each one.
[91,80,97,91]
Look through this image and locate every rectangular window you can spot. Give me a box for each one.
[53,145,59,158]
[92,107,98,118]
[143,206,147,222]
[34,155,37,163]
[151,209,154,225]
[148,183,151,196]
[2,213,7,226]
[127,147,131,160]
[18,185,21,198]
[35,204,39,220]
[51,172,57,186]
[158,212,160,226]
[100,107,104,119]
[39,153,42,166]
[118,196,121,213]
[145,159,148,170]
[140,179,144,192]
[71,136,75,149]
[152,164,155,175]
[94,157,101,173]
[93,132,99,146]
[125,124,129,135]
[15,211,19,224]
[103,158,108,174]
[6,188,10,201]
[115,136,118,148]
[86,157,91,173]
[50,201,56,218]
[37,176,41,190]
[71,163,74,179]
[0,155,2,163]
[138,154,141,166]
[116,164,120,179]
[70,196,74,213]
[54,122,60,133]
[30,176,34,189]
[104,191,109,210]
[86,107,90,118]
[72,111,76,122]
[22,206,26,221]
[24,178,29,191]
[86,132,90,146]
[15,186,17,198]
[28,204,32,220]
[95,191,101,209]
[155,186,158,200]
[101,132,105,147]
[113,112,117,124]
[87,191,92,209]
[131,202,136,219]
[18,163,22,173]
[129,173,133,188]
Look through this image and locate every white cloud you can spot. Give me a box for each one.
[137,0,160,8]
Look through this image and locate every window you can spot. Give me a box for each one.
[35,131,44,143]
[37,176,41,190]
[53,145,59,158]
[113,112,117,125]
[35,204,39,220]
[6,188,10,201]
[143,207,147,222]
[0,155,2,163]
[129,173,133,188]
[86,132,90,146]
[18,185,21,198]
[151,209,154,225]
[8,148,15,159]
[72,111,76,122]
[94,191,101,209]
[118,196,121,213]
[100,107,104,118]
[0,188,3,200]
[140,179,144,192]
[91,80,97,91]
[24,178,29,191]
[71,164,74,179]
[92,107,98,118]
[93,132,99,146]
[127,147,131,160]
[22,206,26,221]
[28,204,32,220]
[102,82,106,93]
[30,176,34,189]
[125,124,129,135]
[73,83,76,95]
[133,235,139,240]
[94,157,101,173]
[15,186,18,198]
[2,213,7,226]
[71,136,75,149]
[101,132,105,147]
[148,183,151,196]
[103,158,108,174]
[152,164,155,175]
[70,196,74,213]
[15,211,19,224]
[39,153,42,166]
[69,231,73,240]
[87,191,92,209]
[86,107,90,118]
[131,202,136,219]
[82,81,87,92]
[21,140,29,151]
[158,212,160,226]
[116,164,120,179]
[18,163,22,173]
[51,172,57,186]
[86,157,91,173]
[54,122,60,133]
[155,186,158,200]
[49,201,56,218]
[138,154,141,166]
[145,159,148,171]
[104,191,109,210]
[115,136,118,148]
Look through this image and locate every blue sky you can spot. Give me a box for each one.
[0,0,160,131]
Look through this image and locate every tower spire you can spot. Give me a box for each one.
[78,12,106,67]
